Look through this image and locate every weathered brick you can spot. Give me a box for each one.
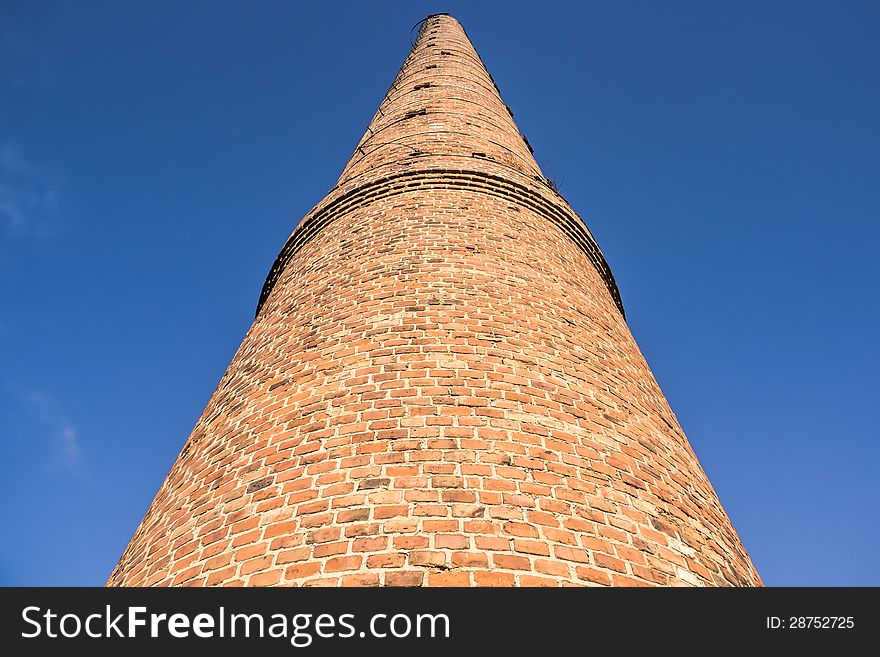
[248,570,281,586]
[493,554,531,571]
[284,563,321,581]
[325,556,363,573]
[409,551,447,568]
[429,571,471,586]
[514,539,550,556]
[595,553,628,574]
[367,553,406,569]
[435,534,470,550]
[474,571,516,587]
[384,571,424,587]
[576,566,612,586]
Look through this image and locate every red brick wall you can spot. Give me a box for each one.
[108,14,761,587]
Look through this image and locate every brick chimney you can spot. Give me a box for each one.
[108,14,761,587]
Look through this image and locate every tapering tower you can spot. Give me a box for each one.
[109,14,760,587]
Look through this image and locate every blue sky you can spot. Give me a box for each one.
[1,0,877,586]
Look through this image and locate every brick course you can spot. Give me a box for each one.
[107,14,761,587]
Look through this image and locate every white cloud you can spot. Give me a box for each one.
[0,141,62,238]
[53,422,83,472]
[22,391,88,480]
